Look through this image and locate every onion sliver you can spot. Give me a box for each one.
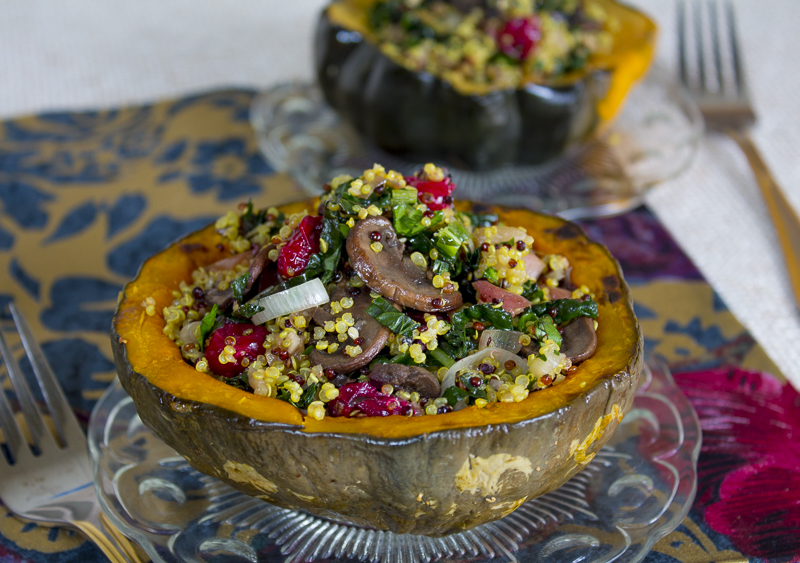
[250,278,329,325]
[439,347,527,396]
[478,329,523,354]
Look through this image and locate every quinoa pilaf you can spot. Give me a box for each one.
[366,0,616,89]
[154,164,599,420]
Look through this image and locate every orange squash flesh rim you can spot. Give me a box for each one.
[114,201,640,439]
[327,0,657,121]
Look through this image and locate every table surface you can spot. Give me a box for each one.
[3,0,798,391]
[1,86,797,563]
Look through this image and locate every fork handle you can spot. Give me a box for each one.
[728,129,800,311]
[73,520,129,563]
[73,518,144,563]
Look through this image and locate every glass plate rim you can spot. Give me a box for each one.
[88,356,701,563]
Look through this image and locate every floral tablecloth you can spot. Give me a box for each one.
[0,90,798,562]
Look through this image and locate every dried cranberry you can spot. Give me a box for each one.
[432,298,444,308]
[496,16,541,61]
[473,321,485,331]
[370,231,382,241]
[205,321,269,377]
[354,337,365,346]
[277,215,323,278]
[480,242,490,252]
[437,405,452,414]
[404,174,456,211]
[324,368,337,380]
[192,287,205,301]
[516,240,526,251]
[469,376,483,387]
[327,382,409,418]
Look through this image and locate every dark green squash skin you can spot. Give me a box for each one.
[111,208,643,537]
[113,333,640,536]
[315,9,610,171]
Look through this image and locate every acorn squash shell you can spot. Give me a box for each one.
[315,0,657,171]
[111,201,642,536]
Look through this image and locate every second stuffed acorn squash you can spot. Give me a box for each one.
[111,199,642,536]
[315,0,656,171]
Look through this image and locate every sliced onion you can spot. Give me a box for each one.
[439,347,527,396]
[479,329,523,354]
[250,278,329,325]
[179,320,201,346]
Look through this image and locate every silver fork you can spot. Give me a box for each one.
[678,0,800,310]
[0,303,143,563]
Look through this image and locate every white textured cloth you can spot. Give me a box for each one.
[2,0,799,389]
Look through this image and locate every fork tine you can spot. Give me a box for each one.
[677,0,690,87]
[725,0,746,98]
[9,304,84,449]
[0,327,52,452]
[693,0,706,91]
[708,0,724,92]
[0,368,26,462]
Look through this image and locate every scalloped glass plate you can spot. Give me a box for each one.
[250,68,703,220]
[88,358,700,563]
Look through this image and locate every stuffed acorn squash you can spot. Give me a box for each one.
[315,0,656,170]
[112,164,642,536]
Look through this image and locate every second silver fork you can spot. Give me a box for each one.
[0,303,142,563]
[678,0,800,311]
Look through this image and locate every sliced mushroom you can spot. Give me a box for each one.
[203,244,279,311]
[244,244,275,293]
[369,364,440,398]
[310,286,390,374]
[519,341,538,359]
[206,250,252,273]
[560,316,597,363]
[346,216,462,312]
[204,288,235,310]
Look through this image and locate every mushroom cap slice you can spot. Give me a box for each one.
[310,286,390,374]
[369,364,441,398]
[346,216,462,312]
[560,316,597,363]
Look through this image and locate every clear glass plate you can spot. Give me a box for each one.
[88,358,701,563]
[250,68,703,220]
